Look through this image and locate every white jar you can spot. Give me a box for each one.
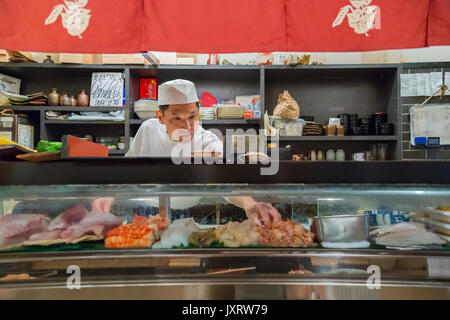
[336,149,345,161]
[326,149,336,161]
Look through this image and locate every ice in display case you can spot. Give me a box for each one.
[0,183,449,299]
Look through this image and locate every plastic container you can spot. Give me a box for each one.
[285,120,304,136]
[426,207,450,223]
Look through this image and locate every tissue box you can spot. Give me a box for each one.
[217,105,245,119]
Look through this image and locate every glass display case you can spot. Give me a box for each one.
[0,182,449,300]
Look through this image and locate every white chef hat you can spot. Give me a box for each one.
[158,79,199,105]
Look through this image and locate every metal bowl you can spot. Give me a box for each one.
[311,214,369,242]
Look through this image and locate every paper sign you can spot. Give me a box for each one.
[430,72,443,95]
[425,73,432,97]
[90,72,124,107]
[416,73,426,96]
[400,74,413,97]
[446,72,450,96]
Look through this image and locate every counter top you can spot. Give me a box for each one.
[1,160,450,185]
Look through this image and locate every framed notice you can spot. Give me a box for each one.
[410,104,450,146]
[90,72,124,107]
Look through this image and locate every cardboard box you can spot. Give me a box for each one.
[0,50,8,63]
[59,53,94,64]
[94,54,124,64]
[177,53,196,64]
[0,73,21,94]
[123,54,150,65]
[0,113,34,149]
[176,58,195,65]
[140,78,157,99]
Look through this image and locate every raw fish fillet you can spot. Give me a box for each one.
[371,222,445,247]
[28,230,63,241]
[48,204,88,230]
[0,214,50,247]
[60,212,122,240]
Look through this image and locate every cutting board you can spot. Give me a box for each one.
[16,151,60,162]
[410,104,450,146]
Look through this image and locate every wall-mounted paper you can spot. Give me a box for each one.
[425,73,432,97]
[446,72,450,96]
[416,73,426,96]
[411,104,450,146]
[410,74,419,97]
[431,72,443,96]
[400,74,413,97]
[90,72,124,107]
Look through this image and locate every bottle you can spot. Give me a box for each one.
[118,136,125,151]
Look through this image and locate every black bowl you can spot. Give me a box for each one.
[351,126,362,135]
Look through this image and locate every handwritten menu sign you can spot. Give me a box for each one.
[90,72,124,106]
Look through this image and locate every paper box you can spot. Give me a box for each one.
[0,73,21,94]
[0,50,8,63]
[0,113,34,149]
[93,54,124,64]
[176,53,196,64]
[123,54,150,65]
[140,78,157,99]
[59,53,94,64]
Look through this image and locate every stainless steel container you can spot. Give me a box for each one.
[311,214,369,242]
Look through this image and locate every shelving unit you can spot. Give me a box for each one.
[0,62,401,159]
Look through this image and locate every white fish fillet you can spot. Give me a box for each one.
[372,222,445,247]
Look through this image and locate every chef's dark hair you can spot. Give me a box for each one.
[159,101,200,112]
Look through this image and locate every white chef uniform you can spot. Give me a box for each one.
[125,119,223,157]
[125,79,226,209]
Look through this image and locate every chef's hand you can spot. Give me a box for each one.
[245,202,281,227]
[92,197,114,213]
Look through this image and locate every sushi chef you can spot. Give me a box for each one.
[93,79,281,226]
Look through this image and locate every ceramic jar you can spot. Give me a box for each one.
[70,95,77,106]
[326,124,336,136]
[317,150,324,161]
[60,93,72,106]
[43,55,55,64]
[77,89,89,106]
[48,88,60,106]
[336,149,345,161]
[326,149,336,161]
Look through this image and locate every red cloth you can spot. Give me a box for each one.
[0,0,142,53]
[428,0,450,46]
[286,0,430,52]
[142,0,286,53]
[0,0,448,53]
